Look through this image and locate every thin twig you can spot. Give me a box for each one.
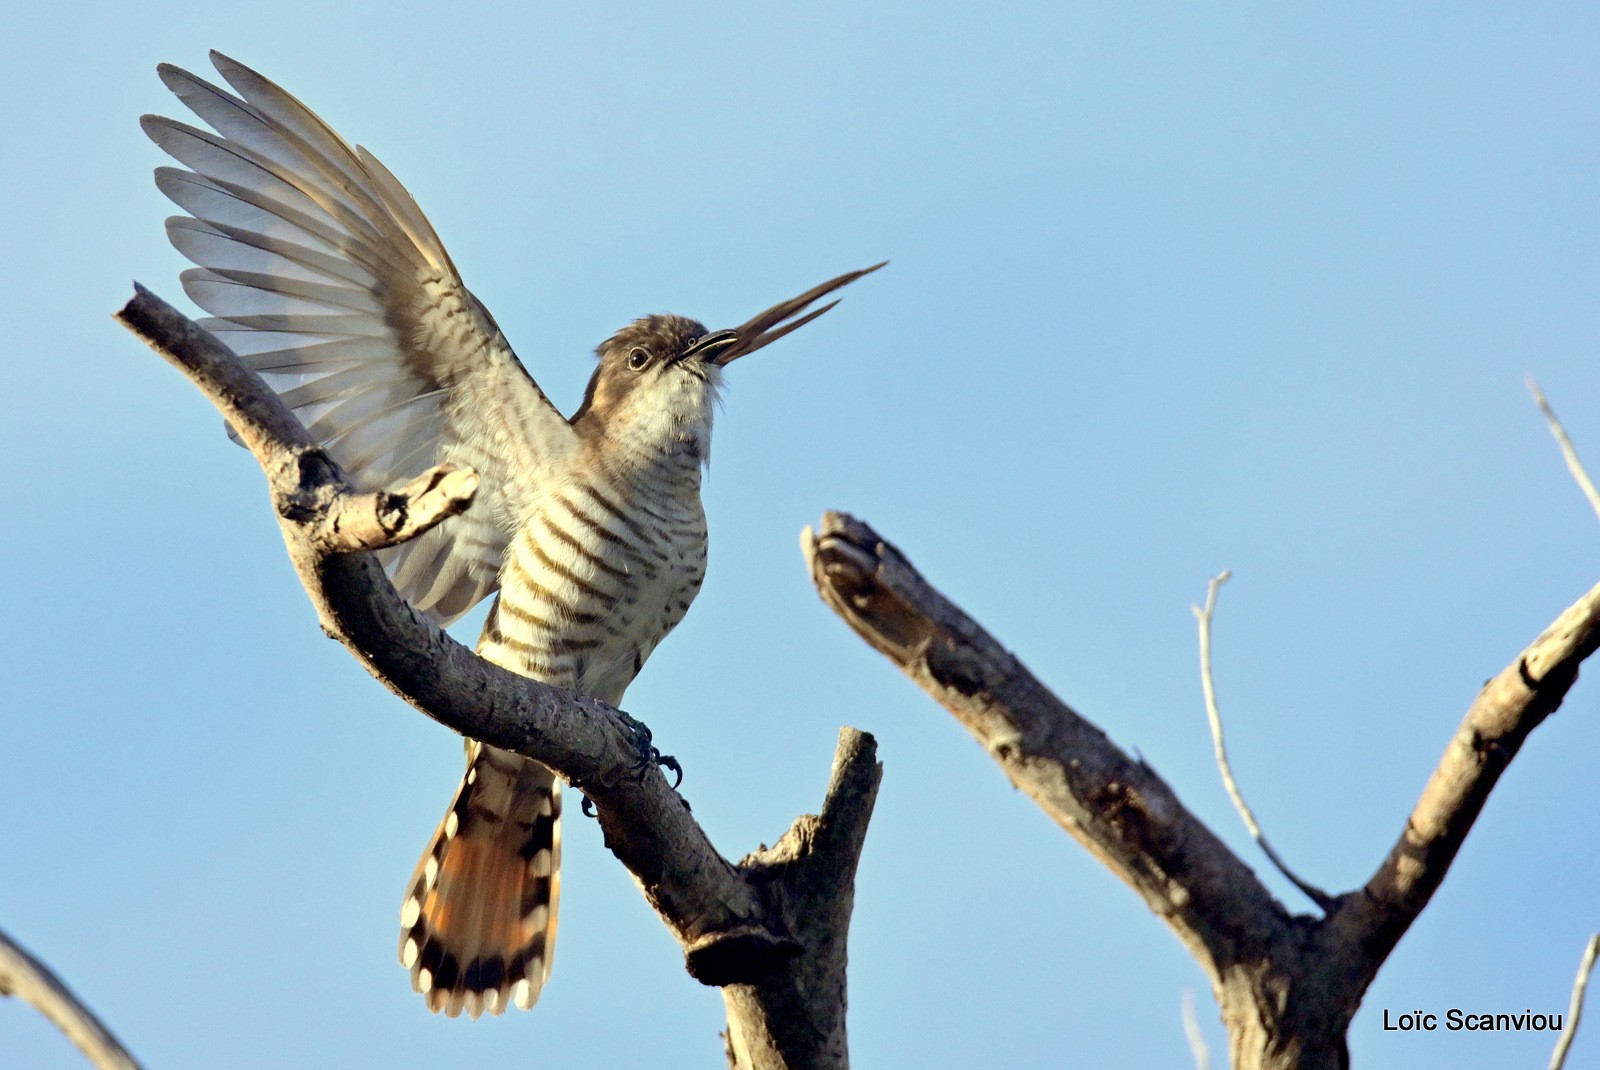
[1550,933,1600,1070]
[1193,571,1336,911]
[1181,989,1211,1070]
[1528,378,1600,526]
[0,926,143,1070]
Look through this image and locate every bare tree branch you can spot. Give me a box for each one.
[0,926,143,1070]
[1181,989,1212,1070]
[1193,572,1335,911]
[1319,577,1600,995]
[1529,378,1600,525]
[118,287,877,1070]
[805,508,1600,1070]
[723,727,882,1070]
[1550,934,1600,1070]
[801,511,1294,986]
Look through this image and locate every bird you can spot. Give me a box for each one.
[141,51,881,1020]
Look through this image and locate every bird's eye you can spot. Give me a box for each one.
[627,348,650,371]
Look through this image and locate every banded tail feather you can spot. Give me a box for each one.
[399,743,562,1018]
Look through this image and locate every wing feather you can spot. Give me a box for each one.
[180,267,386,317]
[147,52,575,623]
[165,216,380,290]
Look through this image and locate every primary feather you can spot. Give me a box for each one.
[145,50,577,625]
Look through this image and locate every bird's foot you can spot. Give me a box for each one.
[576,711,684,818]
[654,750,684,790]
[578,747,682,818]
[612,709,683,786]
[612,708,655,766]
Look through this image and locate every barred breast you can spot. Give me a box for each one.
[482,451,709,704]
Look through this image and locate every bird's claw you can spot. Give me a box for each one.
[612,709,683,787]
[655,750,684,790]
[578,746,681,818]
[574,711,685,818]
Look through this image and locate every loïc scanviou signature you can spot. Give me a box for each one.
[1382,1008,1564,1033]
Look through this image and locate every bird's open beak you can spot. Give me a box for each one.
[687,261,886,367]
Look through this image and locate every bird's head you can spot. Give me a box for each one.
[570,263,884,465]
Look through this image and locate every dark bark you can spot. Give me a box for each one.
[804,509,1599,1070]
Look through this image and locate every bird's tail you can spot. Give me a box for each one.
[399,743,562,1018]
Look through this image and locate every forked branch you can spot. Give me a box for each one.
[806,507,1599,1070]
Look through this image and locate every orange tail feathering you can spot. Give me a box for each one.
[399,743,562,1018]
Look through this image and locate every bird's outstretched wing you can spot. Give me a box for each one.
[144,51,575,624]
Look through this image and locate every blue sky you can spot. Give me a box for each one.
[2,3,1597,1068]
